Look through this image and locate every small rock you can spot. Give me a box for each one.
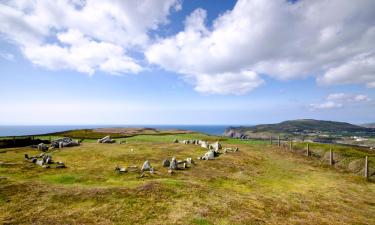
[162,159,170,167]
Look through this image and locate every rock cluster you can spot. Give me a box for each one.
[115,140,238,177]
[51,137,80,148]
[24,153,66,169]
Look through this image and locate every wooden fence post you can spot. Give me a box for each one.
[270,136,272,145]
[306,143,310,156]
[289,141,293,150]
[329,149,333,165]
[278,136,280,147]
[365,156,369,180]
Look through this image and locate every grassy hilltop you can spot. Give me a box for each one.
[1,132,375,224]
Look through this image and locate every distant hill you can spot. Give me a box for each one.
[360,123,375,128]
[224,119,374,138]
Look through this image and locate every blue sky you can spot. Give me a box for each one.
[0,0,374,125]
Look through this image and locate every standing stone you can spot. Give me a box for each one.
[169,157,178,170]
[212,141,222,151]
[141,160,151,171]
[162,159,170,167]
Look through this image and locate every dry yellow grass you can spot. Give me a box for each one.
[0,134,374,224]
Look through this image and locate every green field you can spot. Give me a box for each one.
[1,133,375,224]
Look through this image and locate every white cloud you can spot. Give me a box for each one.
[309,101,343,110]
[327,93,371,102]
[146,0,375,94]
[0,0,180,75]
[194,70,263,95]
[310,93,371,110]
[318,53,375,87]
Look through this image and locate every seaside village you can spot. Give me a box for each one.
[24,136,239,177]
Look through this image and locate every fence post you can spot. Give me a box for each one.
[278,136,280,147]
[329,149,333,165]
[289,141,293,150]
[270,136,272,145]
[365,156,369,180]
[306,143,310,156]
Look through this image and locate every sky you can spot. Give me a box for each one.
[0,0,374,125]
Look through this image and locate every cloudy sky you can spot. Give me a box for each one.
[0,0,374,125]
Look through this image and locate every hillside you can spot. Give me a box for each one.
[0,133,374,224]
[224,119,375,139]
[361,123,375,128]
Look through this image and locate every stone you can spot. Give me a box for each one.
[168,169,174,175]
[211,141,222,151]
[177,160,186,165]
[182,163,187,169]
[42,155,53,164]
[201,141,209,149]
[115,166,127,173]
[36,160,44,166]
[51,137,79,148]
[162,159,170,167]
[37,143,48,151]
[24,154,29,159]
[186,158,194,165]
[97,136,115,144]
[141,160,151,171]
[56,162,66,168]
[202,150,215,160]
[169,157,178,170]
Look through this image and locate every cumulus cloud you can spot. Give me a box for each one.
[318,53,375,88]
[327,93,371,102]
[1,0,375,95]
[0,0,180,75]
[146,0,375,94]
[194,70,264,95]
[310,93,371,110]
[309,101,343,110]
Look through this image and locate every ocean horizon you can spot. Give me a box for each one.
[0,125,248,137]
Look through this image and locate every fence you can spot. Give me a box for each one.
[264,135,373,181]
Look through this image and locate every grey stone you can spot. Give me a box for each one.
[202,150,215,160]
[201,141,209,149]
[162,159,170,167]
[141,160,151,171]
[169,157,178,170]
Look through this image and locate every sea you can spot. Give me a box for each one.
[0,125,234,137]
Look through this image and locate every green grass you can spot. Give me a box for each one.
[0,134,374,224]
[292,142,375,165]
